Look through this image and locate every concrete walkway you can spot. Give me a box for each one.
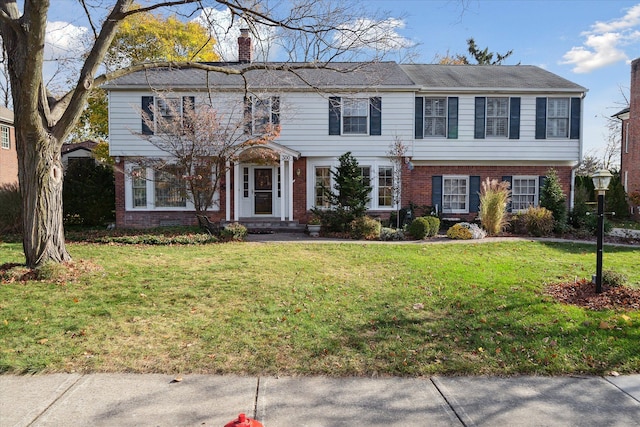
[1,374,639,426]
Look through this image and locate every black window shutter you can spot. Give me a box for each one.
[570,97,581,139]
[329,97,341,135]
[182,96,195,133]
[469,175,481,213]
[474,97,486,139]
[538,176,547,205]
[432,175,443,212]
[244,96,252,134]
[415,97,424,139]
[141,96,154,135]
[535,98,547,139]
[447,97,458,139]
[369,97,382,136]
[271,96,280,125]
[502,175,513,212]
[509,97,520,139]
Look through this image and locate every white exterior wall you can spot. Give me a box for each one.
[109,91,246,157]
[277,91,415,157]
[109,90,582,164]
[411,94,581,163]
[109,90,416,158]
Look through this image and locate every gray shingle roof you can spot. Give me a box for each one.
[104,62,586,94]
[400,64,586,92]
[103,62,415,90]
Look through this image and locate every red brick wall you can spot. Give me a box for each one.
[114,156,574,228]
[623,58,640,219]
[401,164,573,220]
[0,125,18,185]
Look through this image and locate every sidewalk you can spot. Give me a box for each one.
[1,374,639,426]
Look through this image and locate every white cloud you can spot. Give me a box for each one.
[334,17,415,52]
[561,3,640,73]
[193,8,277,62]
[45,21,89,61]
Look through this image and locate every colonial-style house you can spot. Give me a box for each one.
[0,107,17,186]
[105,32,587,229]
[614,57,640,219]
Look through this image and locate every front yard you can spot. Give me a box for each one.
[1,240,639,376]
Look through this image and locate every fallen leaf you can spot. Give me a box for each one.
[172,376,183,383]
[599,321,612,330]
[38,338,48,344]
[609,371,620,377]
[413,303,424,310]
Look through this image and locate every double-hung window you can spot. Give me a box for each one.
[511,176,538,212]
[424,98,446,137]
[486,97,509,137]
[141,96,194,135]
[546,98,569,138]
[248,96,280,135]
[328,97,381,136]
[1,125,9,149]
[443,176,468,213]
[343,99,369,134]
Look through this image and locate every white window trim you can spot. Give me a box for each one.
[485,97,509,138]
[124,161,209,211]
[442,175,469,214]
[511,175,539,213]
[342,98,369,135]
[307,158,398,211]
[546,97,570,139]
[1,125,9,149]
[423,97,447,138]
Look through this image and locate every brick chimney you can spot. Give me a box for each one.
[238,28,253,63]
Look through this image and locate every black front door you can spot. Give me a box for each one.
[254,168,273,215]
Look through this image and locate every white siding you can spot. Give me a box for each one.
[109,91,246,157]
[109,90,415,158]
[411,94,581,163]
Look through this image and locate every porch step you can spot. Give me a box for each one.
[224,219,306,233]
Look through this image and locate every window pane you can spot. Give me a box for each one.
[343,99,368,134]
[424,98,446,137]
[486,98,508,137]
[443,177,468,212]
[547,98,569,138]
[378,166,393,207]
[155,167,186,207]
[253,98,271,134]
[132,168,147,208]
[1,126,9,149]
[512,177,537,211]
[315,167,331,208]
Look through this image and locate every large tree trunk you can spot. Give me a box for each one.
[17,125,71,268]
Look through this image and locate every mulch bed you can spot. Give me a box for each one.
[547,279,640,311]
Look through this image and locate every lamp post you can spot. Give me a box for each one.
[591,169,613,294]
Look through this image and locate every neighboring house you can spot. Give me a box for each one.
[614,57,640,219]
[61,140,99,166]
[105,32,587,228]
[0,107,17,186]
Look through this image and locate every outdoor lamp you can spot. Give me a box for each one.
[591,169,613,294]
[592,169,613,194]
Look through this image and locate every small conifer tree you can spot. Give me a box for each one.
[539,168,567,233]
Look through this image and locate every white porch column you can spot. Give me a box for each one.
[288,157,294,220]
[280,156,286,221]
[225,160,231,222]
[233,161,240,222]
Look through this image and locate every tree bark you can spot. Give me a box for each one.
[17,125,71,267]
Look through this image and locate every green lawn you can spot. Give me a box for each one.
[1,240,639,376]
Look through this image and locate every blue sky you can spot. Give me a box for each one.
[382,0,640,160]
[45,1,640,160]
